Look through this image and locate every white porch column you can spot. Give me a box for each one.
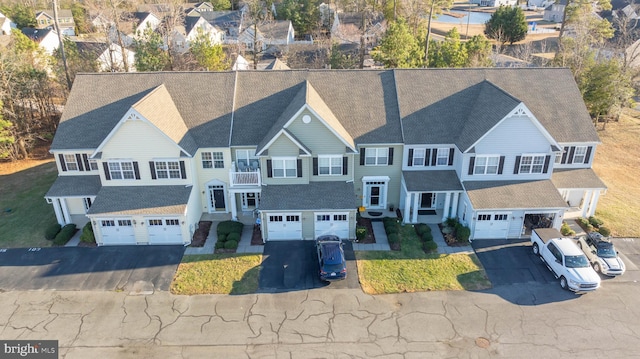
[403,192,412,224]
[60,198,71,225]
[411,193,419,223]
[229,192,238,220]
[582,190,593,217]
[52,198,65,225]
[451,192,459,218]
[442,192,452,222]
[587,190,600,217]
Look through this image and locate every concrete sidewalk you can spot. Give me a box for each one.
[185,223,263,255]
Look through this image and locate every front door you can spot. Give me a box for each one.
[420,193,435,208]
[364,181,387,209]
[208,185,225,211]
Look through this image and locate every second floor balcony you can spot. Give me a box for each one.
[229,161,261,187]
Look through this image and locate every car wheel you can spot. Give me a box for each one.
[593,263,600,273]
[559,276,568,290]
[533,243,540,256]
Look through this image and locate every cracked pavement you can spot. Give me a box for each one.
[1,282,640,358]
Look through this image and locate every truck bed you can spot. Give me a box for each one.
[532,228,564,244]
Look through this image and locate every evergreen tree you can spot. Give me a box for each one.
[484,6,528,46]
[133,26,170,72]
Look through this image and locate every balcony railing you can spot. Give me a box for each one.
[229,170,261,186]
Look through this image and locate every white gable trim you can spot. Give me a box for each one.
[256,128,312,156]
[284,104,357,152]
[464,102,561,154]
[91,108,192,159]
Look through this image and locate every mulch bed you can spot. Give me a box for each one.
[356,216,376,244]
[251,225,264,245]
[438,223,469,247]
[189,221,212,247]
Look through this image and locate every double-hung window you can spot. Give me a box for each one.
[573,146,587,164]
[108,161,135,179]
[436,148,449,166]
[318,155,342,175]
[272,157,297,178]
[154,161,182,179]
[63,154,78,171]
[474,156,500,175]
[365,148,388,166]
[412,148,425,166]
[202,151,224,169]
[519,155,545,174]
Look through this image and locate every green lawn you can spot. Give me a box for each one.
[356,223,491,294]
[171,254,262,295]
[0,161,58,248]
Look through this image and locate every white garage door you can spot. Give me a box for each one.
[474,213,511,239]
[315,212,349,239]
[267,213,302,240]
[147,218,184,244]
[99,219,136,245]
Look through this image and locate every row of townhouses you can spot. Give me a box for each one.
[45,68,606,245]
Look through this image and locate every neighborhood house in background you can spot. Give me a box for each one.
[45,68,606,245]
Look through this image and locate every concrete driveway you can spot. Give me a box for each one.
[0,246,185,292]
[258,240,359,292]
[472,238,556,286]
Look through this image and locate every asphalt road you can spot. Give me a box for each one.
[0,246,185,292]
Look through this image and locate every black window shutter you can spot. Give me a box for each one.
[133,162,140,180]
[179,161,186,179]
[568,146,576,164]
[425,149,431,166]
[76,154,84,171]
[342,156,348,175]
[149,162,156,179]
[103,162,111,180]
[296,159,302,177]
[498,156,505,174]
[407,149,413,166]
[313,157,318,175]
[448,148,454,166]
[59,154,67,171]
[82,154,90,170]
[267,160,273,177]
[584,146,592,164]
[468,157,475,175]
[561,146,569,164]
[359,148,365,165]
[431,150,437,166]
[388,147,394,165]
[543,155,551,173]
[514,156,521,174]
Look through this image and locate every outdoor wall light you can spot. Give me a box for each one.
[132,220,137,225]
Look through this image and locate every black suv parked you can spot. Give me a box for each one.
[316,235,347,281]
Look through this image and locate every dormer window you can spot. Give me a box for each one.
[519,155,546,174]
[63,154,78,171]
[573,146,587,164]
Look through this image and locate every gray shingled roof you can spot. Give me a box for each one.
[265,58,290,70]
[464,180,568,210]
[394,68,599,146]
[551,168,607,189]
[403,170,463,192]
[87,185,192,215]
[259,182,356,210]
[45,176,102,197]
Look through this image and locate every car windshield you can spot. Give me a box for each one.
[565,255,590,268]
[597,244,617,258]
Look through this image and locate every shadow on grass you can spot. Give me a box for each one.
[230,264,261,295]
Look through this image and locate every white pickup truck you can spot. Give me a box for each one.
[531,228,601,293]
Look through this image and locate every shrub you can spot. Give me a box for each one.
[456,225,471,242]
[444,217,459,228]
[560,222,575,236]
[53,224,76,246]
[387,233,399,244]
[598,226,611,237]
[79,222,95,243]
[586,223,594,232]
[588,216,604,228]
[441,226,454,235]
[422,232,433,242]
[424,240,438,253]
[215,241,225,249]
[415,223,431,236]
[217,220,244,236]
[217,233,227,242]
[577,217,590,227]
[356,226,367,241]
[224,240,238,250]
[45,223,62,240]
[227,232,241,243]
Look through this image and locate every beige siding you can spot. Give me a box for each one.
[66,197,86,215]
[267,135,300,156]
[287,110,347,154]
[194,148,232,213]
[100,120,192,186]
[53,151,100,176]
[354,145,403,209]
[185,185,201,243]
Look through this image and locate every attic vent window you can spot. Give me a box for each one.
[302,115,311,124]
